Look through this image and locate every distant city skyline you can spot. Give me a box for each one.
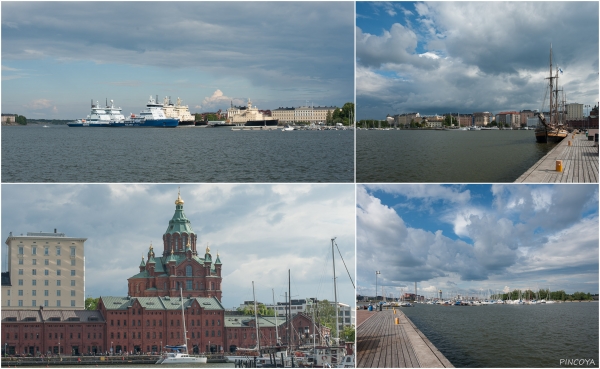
[1,2,354,119]
[356,1,599,120]
[357,184,599,299]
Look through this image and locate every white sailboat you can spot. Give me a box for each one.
[156,288,207,364]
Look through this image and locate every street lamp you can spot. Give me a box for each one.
[111,342,113,356]
[160,341,162,354]
[375,271,381,302]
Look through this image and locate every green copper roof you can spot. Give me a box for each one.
[100,296,223,311]
[215,254,221,265]
[139,257,146,267]
[164,196,194,236]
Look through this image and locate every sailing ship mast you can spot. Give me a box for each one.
[180,288,189,355]
[252,281,261,352]
[331,237,339,341]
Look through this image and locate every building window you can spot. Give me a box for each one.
[45,270,49,276]
[18,279,23,286]
[45,259,49,265]
[57,260,61,266]
[32,259,37,265]
[71,247,76,257]
[6,300,9,306]
[18,246,23,255]
[44,300,48,307]
[71,300,75,307]
[186,280,192,290]
[19,259,23,265]
[57,290,61,296]
[57,280,61,286]
[56,247,61,256]
[18,269,23,275]
[186,265,192,277]
[71,270,75,276]
[44,247,49,256]
[6,290,9,296]
[32,290,36,296]
[32,246,37,255]
[44,290,49,296]
[57,300,61,307]
[18,290,23,296]
[32,269,37,275]
[71,259,76,266]
[18,300,23,306]
[71,290,75,296]
[45,280,49,286]
[71,280,75,286]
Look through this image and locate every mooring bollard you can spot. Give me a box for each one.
[556,160,563,172]
[394,317,399,325]
[568,140,572,146]
[393,309,396,314]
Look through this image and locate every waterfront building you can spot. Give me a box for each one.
[2,230,86,310]
[473,112,491,127]
[1,114,17,123]
[1,309,105,356]
[520,110,536,127]
[566,103,584,121]
[390,113,420,128]
[271,105,339,124]
[127,192,222,301]
[496,111,521,128]
[262,299,353,334]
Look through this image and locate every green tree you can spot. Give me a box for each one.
[237,303,275,317]
[16,115,27,125]
[326,110,333,125]
[85,297,99,310]
[341,102,355,126]
[341,325,355,342]
[305,299,338,338]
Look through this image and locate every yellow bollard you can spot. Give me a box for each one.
[568,140,572,146]
[394,317,399,325]
[393,309,396,314]
[556,160,563,172]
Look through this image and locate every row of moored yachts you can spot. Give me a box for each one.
[68,96,195,128]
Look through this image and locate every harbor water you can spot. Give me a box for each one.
[400,302,599,367]
[357,130,557,182]
[1,126,353,183]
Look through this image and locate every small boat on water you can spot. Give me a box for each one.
[112,96,179,128]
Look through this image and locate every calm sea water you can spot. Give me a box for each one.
[357,130,557,182]
[401,303,599,368]
[1,126,353,183]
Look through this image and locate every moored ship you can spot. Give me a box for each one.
[535,46,568,143]
[68,99,125,127]
[111,96,178,127]
[163,96,196,126]
[227,99,278,127]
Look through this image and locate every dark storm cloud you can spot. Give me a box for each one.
[2,2,354,103]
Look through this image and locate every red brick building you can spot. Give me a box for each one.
[1,309,105,356]
[128,192,222,300]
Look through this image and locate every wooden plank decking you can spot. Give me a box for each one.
[357,310,453,368]
[515,133,599,183]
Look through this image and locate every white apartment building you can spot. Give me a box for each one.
[566,103,584,120]
[2,230,86,309]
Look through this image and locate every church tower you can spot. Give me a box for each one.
[127,191,222,301]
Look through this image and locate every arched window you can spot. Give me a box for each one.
[186,265,192,277]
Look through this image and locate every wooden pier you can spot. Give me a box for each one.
[357,310,453,368]
[515,133,598,183]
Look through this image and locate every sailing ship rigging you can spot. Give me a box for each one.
[535,45,568,143]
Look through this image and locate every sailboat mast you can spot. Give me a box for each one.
[272,289,279,346]
[180,288,188,355]
[252,281,260,352]
[288,269,291,349]
[332,238,339,341]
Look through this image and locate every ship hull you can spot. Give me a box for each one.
[110,118,179,127]
[244,119,279,127]
[535,129,567,143]
[67,122,111,127]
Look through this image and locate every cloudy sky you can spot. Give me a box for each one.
[2,2,354,119]
[1,184,355,310]
[356,2,599,120]
[357,184,599,299]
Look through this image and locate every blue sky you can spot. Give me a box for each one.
[357,184,599,299]
[2,2,354,119]
[356,1,599,120]
[1,184,356,310]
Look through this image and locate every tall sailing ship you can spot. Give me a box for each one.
[535,46,568,143]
